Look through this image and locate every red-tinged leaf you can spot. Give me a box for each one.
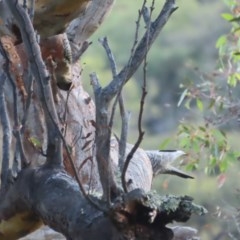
[217,174,226,189]
[162,180,169,190]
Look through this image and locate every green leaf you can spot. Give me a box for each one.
[209,155,217,166]
[186,162,198,171]
[216,35,227,49]
[184,98,192,110]
[228,74,237,87]
[230,16,240,22]
[177,89,188,107]
[196,98,204,111]
[220,160,228,172]
[208,98,216,109]
[235,72,240,80]
[178,137,190,149]
[28,137,42,148]
[199,126,206,132]
[233,51,240,55]
[221,13,234,21]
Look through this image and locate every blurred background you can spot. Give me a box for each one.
[81,0,240,239]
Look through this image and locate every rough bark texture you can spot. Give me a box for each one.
[0,165,205,240]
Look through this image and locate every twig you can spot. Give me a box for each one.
[5,0,63,166]
[23,0,27,9]
[29,0,35,21]
[121,70,147,192]
[90,72,101,92]
[142,6,151,26]
[100,37,118,141]
[0,74,11,192]
[91,0,177,197]
[118,93,130,171]
[108,95,118,133]
[99,37,117,78]
[129,0,146,61]
[121,0,154,193]
[0,41,28,167]
[62,87,74,137]
[12,146,21,175]
[99,40,130,173]
[101,0,178,102]
[21,69,33,132]
[77,157,107,213]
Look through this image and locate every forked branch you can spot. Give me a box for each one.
[102,0,177,102]
[91,0,177,199]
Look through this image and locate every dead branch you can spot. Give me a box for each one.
[5,0,63,165]
[118,94,130,170]
[0,38,28,167]
[0,166,206,240]
[102,0,178,102]
[0,74,11,193]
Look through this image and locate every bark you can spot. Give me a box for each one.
[0,165,206,240]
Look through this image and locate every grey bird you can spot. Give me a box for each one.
[145,150,194,179]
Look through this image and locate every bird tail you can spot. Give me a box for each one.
[164,166,194,179]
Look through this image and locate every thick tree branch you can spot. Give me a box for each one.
[91,72,118,202]
[0,167,206,240]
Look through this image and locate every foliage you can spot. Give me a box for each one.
[167,0,240,177]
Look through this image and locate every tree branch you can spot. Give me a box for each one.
[0,167,206,240]
[0,39,28,167]
[0,74,11,193]
[90,72,118,202]
[102,0,178,102]
[90,0,177,199]
[5,0,63,166]
[99,37,117,78]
